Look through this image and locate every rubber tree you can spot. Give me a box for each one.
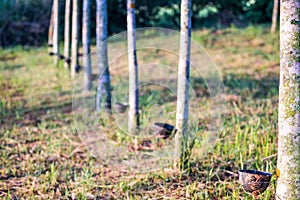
[96,0,112,112]
[48,3,54,54]
[127,0,139,134]
[53,0,59,66]
[276,0,300,199]
[82,0,92,91]
[71,0,79,78]
[64,0,71,68]
[175,0,192,169]
[271,0,279,33]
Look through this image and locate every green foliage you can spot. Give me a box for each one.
[0,0,52,47]
[1,0,276,47]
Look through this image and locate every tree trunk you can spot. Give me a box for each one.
[48,3,54,53]
[64,0,71,68]
[127,0,139,134]
[96,0,112,112]
[71,0,79,78]
[53,0,59,66]
[271,0,279,33]
[276,0,300,199]
[82,0,92,91]
[175,0,192,169]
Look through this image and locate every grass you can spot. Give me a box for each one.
[0,25,279,199]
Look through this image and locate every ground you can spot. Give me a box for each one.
[0,25,279,199]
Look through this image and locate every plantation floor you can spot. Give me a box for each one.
[0,25,279,199]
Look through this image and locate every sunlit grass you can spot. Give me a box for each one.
[0,25,279,199]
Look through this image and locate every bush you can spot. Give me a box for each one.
[0,0,275,47]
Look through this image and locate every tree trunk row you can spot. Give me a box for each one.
[271,0,279,33]
[83,0,92,91]
[96,0,112,113]
[64,0,71,69]
[71,0,79,78]
[127,0,139,135]
[53,0,59,66]
[175,0,192,169]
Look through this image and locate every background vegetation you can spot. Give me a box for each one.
[0,0,275,47]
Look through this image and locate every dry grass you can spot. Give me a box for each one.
[0,25,279,199]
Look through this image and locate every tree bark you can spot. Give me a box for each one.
[96,0,112,112]
[276,0,300,199]
[82,0,92,91]
[53,0,59,66]
[71,0,79,78]
[127,0,139,134]
[175,0,192,169]
[48,3,54,52]
[64,0,71,68]
[271,0,279,33]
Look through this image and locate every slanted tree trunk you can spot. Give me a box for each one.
[175,0,192,169]
[82,0,92,91]
[71,0,79,78]
[53,0,59,66]
[127,0,139,134]
[276,0,300,199]
[48,3,54,54]
[271,0,279,33]
[64,0,71,68]
[96,0,112,112]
